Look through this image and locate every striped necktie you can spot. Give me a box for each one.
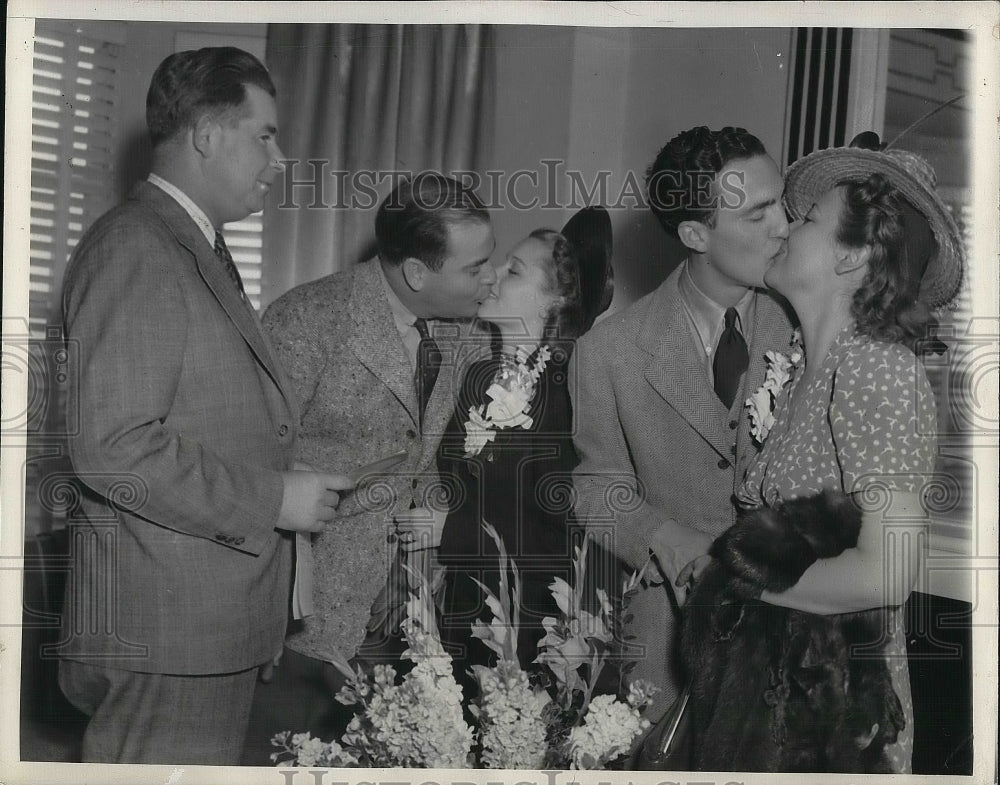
[214,231,246,298]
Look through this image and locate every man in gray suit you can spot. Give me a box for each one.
[570,126,794,719]
[257,173,496,747]
[57,47,353,764]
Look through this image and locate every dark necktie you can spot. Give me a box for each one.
[214,231,246,299]
[413,317,442,426]
[713,307,748,409]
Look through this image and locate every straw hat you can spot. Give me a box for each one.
[561,206,614,331]
[784,142,965,309]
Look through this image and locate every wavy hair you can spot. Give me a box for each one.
[147,47,275,148]
[645,126,767,238]
[528,229,585,342]
[837,174,937,347]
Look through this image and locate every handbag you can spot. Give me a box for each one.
[629,685,693,770]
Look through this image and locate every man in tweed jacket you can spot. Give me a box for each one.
[57,48,351,764]
[259,174,496,739]
[570,127,794,720]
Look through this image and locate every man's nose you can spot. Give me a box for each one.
[773,208,790,238]
[483,263,499,285]
[271,144,287,171]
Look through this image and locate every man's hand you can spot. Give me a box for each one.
[647,520,713,592]
[276,470,355,533]
[393,506,447,552]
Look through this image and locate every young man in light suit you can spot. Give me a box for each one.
[570,126,794,720]
[57,48,353,764]
[257,174,496,747]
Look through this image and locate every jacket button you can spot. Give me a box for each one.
[411,478,419,489]
[730,444,737,455]
[717,458,729,469]
[278,424,289,437]
[406,429,417,439]
[729,419,738,429]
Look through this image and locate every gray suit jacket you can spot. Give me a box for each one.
[570,263,794,710]
[58,181,298,674]
[263,259,475,662]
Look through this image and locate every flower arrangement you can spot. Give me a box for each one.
[272,569,474,768]
[463,346,551,457]
[271,522,654,770]
[745,328,803,446]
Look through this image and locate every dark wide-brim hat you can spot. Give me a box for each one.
[784,145,965,309]
[561,206,614,331]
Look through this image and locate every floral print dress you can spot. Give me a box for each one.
[737,326,938,773]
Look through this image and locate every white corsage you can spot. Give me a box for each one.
[463,346,551,457]
[745,329,803,446]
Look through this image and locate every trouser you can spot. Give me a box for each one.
[58,658,258,765]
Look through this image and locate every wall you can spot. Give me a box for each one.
[106,22,791,311]
[489,26,792,315]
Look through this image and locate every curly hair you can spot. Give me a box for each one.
[147,47,275,148]
[645,126,767,238]
[837,174,937,348]
[528,229,585,341]
[375,173,489,271]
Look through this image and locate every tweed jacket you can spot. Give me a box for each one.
[262,259,474,662]
[58,181,298,674]
[570,261,794,710]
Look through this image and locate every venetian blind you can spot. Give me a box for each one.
[30,20,121,337]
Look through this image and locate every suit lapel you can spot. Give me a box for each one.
[134,182,298,416]
[735,290,795,477]
[347,261,419,426]
[637,270,733,459]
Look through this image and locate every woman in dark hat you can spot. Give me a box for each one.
[432,209,613,690]
[679,137,964,773]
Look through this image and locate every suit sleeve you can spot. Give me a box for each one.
[63,218,285,553]
[569,336,672,570]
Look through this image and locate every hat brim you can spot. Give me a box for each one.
[562,206,614,332]
[784,147,965,309]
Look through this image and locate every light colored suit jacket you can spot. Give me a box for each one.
[58,181,298,674]
[570,262,794,711]
[262,259,473,662]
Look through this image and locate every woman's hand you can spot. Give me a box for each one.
[393,506,447,552]
[675,554,713,606]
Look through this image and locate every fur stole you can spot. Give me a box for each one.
[680,490,905,773]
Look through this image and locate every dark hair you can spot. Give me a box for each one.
[375,173,490,271]
[836,174,937,347]
[146,47,275,148]
[645,126,767,238]
[530,229,585,341]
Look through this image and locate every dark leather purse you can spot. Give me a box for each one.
[629,685,692,770]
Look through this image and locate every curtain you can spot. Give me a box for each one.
[261,24,495,306]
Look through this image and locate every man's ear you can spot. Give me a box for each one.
[677,220,710,254]
[191,113,217,159]
[401,258,427,292]
[834,245,871,277]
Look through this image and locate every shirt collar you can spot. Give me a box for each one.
[147,173,216,247]
[376,259,420,338]
[678,258,755,353]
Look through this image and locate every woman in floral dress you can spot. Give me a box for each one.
[714,138,966,772]
[434,211,613,689]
